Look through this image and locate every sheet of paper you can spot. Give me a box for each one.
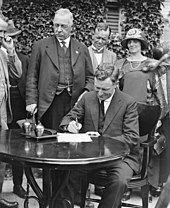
[57,133,92,143]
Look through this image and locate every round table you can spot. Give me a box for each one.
[0,129,130,208]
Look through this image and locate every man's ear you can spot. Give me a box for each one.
[115,80,119,87]
[91,32,96,41]
[105,38,110,45]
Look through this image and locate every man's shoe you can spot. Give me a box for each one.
[13,185,27,199]
[0,199,19,208]
[149,185,162,197]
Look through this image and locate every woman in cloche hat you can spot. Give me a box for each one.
[116,28,167,114]
[116,28,169,199]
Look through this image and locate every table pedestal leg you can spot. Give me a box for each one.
[24,167,73,208]
[24,167,44,207]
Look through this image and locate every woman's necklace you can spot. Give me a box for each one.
[129,61,141,70]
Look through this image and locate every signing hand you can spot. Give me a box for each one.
[67,120,82,133]
[26,104,37,115]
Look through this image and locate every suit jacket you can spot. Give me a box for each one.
[0,48,22,123]
[60,88,140,173]
[17,52,29,100]
[88,45,117,72]
[26,36,94,119]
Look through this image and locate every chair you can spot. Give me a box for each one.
[80,103,161,208]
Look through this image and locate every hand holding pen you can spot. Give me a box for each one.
[67,116,82,133]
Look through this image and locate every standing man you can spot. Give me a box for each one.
[0,15,22,208]
[26,8,94,131]
[88,22,117,73]
[60,64,140,208]
[6,20,28,199]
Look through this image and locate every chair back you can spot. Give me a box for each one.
[137,103,161,137]
[137,103,161,181]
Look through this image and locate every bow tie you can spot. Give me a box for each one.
[92,48,104,54]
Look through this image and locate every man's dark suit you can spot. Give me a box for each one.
[60,88,140,208]
[8,52,29,190]
[17,53,29,101]
[9,52,29,128]
[26,35,94,120]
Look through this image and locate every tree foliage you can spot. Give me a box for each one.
[2,0,165,58]
[2,0,106,55]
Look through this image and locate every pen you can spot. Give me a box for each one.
[75,115,78,127]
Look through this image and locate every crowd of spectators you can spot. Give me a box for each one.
[2,0,106,55]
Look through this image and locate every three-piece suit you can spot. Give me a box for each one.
[26,35,94,130]
[60,88,140,208]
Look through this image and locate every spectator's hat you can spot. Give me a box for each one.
[6,20,21,36]
[121,28,148,50]
[0,17,8,31]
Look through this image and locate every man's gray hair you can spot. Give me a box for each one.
[54,8,73,26]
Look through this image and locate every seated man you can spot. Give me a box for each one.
[60,64,141,208]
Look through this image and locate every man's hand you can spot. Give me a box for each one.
[26,104,37,115]
[67,120,82,133]
[2,35,15,55]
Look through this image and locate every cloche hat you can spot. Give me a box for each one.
[6,20,21,36]
[121,28,148,50]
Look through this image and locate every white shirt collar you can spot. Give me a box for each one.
[92,45,104,52]
[104,90,115,103]
[102,89,115,114]
[58,36,70,48]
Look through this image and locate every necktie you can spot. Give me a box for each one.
[61,41,67,53]
[98,100,105,134]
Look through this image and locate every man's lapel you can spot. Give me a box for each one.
[45,36,59,69]
[90,93,100,131]
[102,47,109,63]
[88,46,98,71]
[103,89,122,132]
[70,38,80,67]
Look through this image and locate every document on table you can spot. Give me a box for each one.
[57,133,92,143]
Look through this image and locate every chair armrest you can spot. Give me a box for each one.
[140,136,157,148]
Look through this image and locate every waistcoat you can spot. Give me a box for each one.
[56,41,73,95]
